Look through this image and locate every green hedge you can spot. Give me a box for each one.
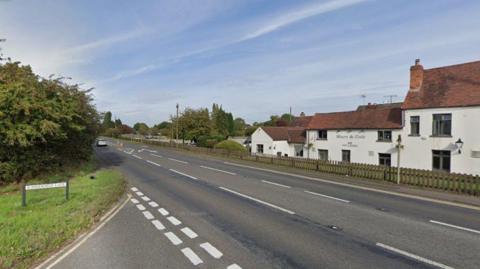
[213,140,247,152]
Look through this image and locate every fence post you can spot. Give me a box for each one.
[66,179,70,200]
[22,183,27,207]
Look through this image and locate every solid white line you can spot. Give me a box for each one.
[429,220,480,235]
[143,211,154,220]
[376,243,454,269]
[167,216,182,226]
[200,165,236,175]
[148,201,159,208]
[135,191,144,196]
[261,180,291,188]
[181,247,203,266]
[227,264,242,269]
[130,198,139,204]
[169,169,198,180]
[158,208,169,216]
[151,153,163,158]
[151,220,165,230]
[199,242,223,259]
[219,187,295,215]
[136,204,146,211]
[145,149,158,153]
[168,157,188,164]
[146,160,162,167]
[224,161,480,211]
[141,196,151,202]
[304,190,350,203]
[181,227,198,239]
[164,232,182,245]
[131,187,138,191]
[132,154,143,160]
[38,195,130,269]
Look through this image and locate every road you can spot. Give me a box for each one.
[49,139,480,269]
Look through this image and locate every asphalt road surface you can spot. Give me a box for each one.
[49,139,480,269]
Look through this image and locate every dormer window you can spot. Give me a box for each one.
[317,129,327,140]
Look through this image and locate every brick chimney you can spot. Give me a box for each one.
[409,59,424,91]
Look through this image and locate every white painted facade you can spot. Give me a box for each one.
[250,128,299,157]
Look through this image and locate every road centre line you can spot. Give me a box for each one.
[168,157,189,164]
[199,242,223,259]
[143,211,154,220]
[169,169,198,180]
[151,153,163,158]
[148,201,159,208]
[181,227,198,239]
[200,165,236,175]
[151,220,165,230]
[167,216,182,226]
[219,187,295,215]
[136,204,146,211]
[158,208,169,216]
[261,180,291,188]
[304,190,350,203]
[429,220,480,235]
[181,247,203,266]
[376,243,454,269]
[146,160,162,167]
[164,232,183,245]
[132,154,143,160]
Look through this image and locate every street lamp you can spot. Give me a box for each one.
[455,138,464,154]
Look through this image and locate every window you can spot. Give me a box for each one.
[410,116,420,136]
[342,150,351,163]
[296,149,304,157]
[379,153,391,166]
[377,130,392,142]
[277,152,282,157]
[432,150,450,172]
[318,149,328,161]
[432,114,451,136]
[317,129,328,140]
[256,144,263,153]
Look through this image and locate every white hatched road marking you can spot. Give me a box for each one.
[181,247,203,266]
[219,187,295,215]
[261,180,291,188]
[227,264,242,269]
[151,153,163,158]
[158,208,169,216]
[146,160,162,167]
[141,196,151,202]
[200,165,236,175]
[130,187,138,191]
[168,157,189,164]
[304,190,350,203]
[199,242,223,259]
[167,216,182,226]
[132,154,143,160]
[169,169,198,180]
[429,220,480,234]
[135,191,144,196]
[148,201,159,208]
[151,220,165,230]
[181,227,198,239]
[136,204,146,211]
[376,243,454,269]
[143,211,154,220]
[164,232,183,245]
[130,198,139,204]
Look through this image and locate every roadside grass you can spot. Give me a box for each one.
[0,162,125,269]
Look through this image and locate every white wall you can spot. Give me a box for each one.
[251,128,294,156]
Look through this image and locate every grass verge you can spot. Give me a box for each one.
[0,160,125,269]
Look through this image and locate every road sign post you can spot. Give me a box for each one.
[22,181,69,207]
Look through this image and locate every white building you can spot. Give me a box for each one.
[251,127,306,157]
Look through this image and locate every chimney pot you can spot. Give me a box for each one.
[410,59,424,91]
[415,59,420,65]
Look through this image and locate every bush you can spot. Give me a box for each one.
[197,135,225,148]
[214,140,247,153]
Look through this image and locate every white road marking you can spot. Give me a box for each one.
[143,211,154,220]
[199,242,223,259]
[135,191,144,196]
[200,165,236,175]
[130,198,139,204]
[429,220,480,235]
[151,153,163,158]
[151,220,165,230]
[169,169,198,180]
[181,227,198,239]
[227,264,242,269]
[219,187,295,215]
[131,187,138,191]
[181,247,203,266]
[158,208,169,216]
[167,216,182,226]
[376,243,454,269]
[132,154,143,160]
[261,180,291,188]
[164,232,183,245]
[145,149,158,153]
[148,201,159,208]
[136,204,146,211]
[146,160,162,167]
[168,157,189,164]
[304,190,350,203]
[141,196,151,202]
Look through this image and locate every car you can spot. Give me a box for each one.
[96,139,108,147]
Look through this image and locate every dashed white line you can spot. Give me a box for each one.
[132,154,143,160]
[261,180,291,188]
[181,247,203,266]
[167,216,182,226]
[145,149,158,153]
[164,232,183,245]
[181,227,198,239]
[151,153,163,158]
[130,198,139,204]
[304,190,350,203]
[227,264,242,269]
[219,187,295,215]
[143,211,154,220]
[169,169,198,180]
[151,220,165,230]
[158,208,169,216]
[168,157,189,164]
[376,243,454,269]
[146,160,162,167]
[199,242,223,259]
[131,187,138,191]
[136,204,146,211]
[148,201,159,208]
[141,196,151,202]
[135,191,144,196]
[429,220,480,235]
[200,165,236,175]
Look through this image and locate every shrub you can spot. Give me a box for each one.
[197,135,225,148]
[214,140,247,153]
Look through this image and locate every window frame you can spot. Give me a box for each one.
[256,144,264,154]
[379,153,392,167]
[410,116,420,136]
[432,113,452,137]
[432,150,451,172]
[342,150,351,163]
[377,130,393,142]
[318,149,328,161]
[317,129,328,140]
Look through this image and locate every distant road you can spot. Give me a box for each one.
[49,139,480,269]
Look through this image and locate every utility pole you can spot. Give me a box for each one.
[289,106,292,123]
[396,134,404,184]
[384,95,398,104]
[176,103,179,147]
[361,94,366,105]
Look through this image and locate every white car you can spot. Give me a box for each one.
[96,139,108,147]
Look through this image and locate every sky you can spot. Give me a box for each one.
[1,0,480,126]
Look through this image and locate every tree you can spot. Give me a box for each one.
[133,122,149,135]
[233,117,246,136]
[178,108,211,140]
[114,118,122,127]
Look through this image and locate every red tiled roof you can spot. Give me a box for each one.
[307,104,402,130]
[290,116,313,127]
[261,127,306,143]
[402,60,480,109]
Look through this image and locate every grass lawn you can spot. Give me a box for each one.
[0,161,125,269]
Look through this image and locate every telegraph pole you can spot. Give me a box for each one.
[396,134,404,184]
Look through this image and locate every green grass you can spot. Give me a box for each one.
[0,163,125,269]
